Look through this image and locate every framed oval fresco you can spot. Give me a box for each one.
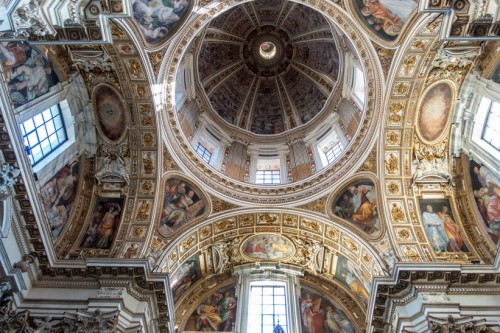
[92,84,127,142]
[132,0,193,45]
[241,234,295,260]
[416,81,455,144]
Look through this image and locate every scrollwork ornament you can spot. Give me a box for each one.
[9,0,55,38]
[428,315,487,333]
[0,163,21,196]
[212,237,241,274]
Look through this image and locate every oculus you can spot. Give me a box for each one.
[259,41,277,59]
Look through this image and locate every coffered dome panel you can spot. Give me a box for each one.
[196,0,342,135]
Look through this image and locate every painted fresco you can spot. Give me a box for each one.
[417,82,453,142]
[469,160,500,244]
[353,0,418,41]
[300,288,355,333]
[93,85,127,142]
[491,62,500,84]
[40,161,79,240]
[0,42,59,107]
[170,255,201,302]
[184,285,237,331]
[419,199,469,253]
[335,254,370,306]
[132,0,191,44]
[80,197,124,249]
[159,178,205,234]
[241,234,295,260]
[332,180,380,234]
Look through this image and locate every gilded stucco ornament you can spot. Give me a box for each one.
[8,0,55,38]
[385,152,399,175]
[95,142,130,187]
[411,137,453,186]
[149,49,166,77]
[0,163,20,196]
[299,197,327,213]
[69,48,115,73]
[391,203,406,223]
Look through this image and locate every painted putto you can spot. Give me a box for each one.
[332,180,379,234]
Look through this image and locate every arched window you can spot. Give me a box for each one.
[234,263,302,333]
[454,72,500,171]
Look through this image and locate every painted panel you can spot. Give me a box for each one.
[0,42,59,107]
[417,81,453,142]
[492,62,500,84]
[132,0,191,44]
[93,85,127,142]
[335,254,370,307]
[300,288,355,333]
[332,180,380,234]
[353,0,418,41]
[159,178,206,234]
[419,198,469,253]
[469,160,500,244]
[40,161,79,240]
[80,197,124,249]
[241,234,295,260]
[184,285,237,331]
[170,255,201,302]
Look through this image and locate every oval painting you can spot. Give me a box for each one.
[332,180,380,234]
[94,85,127,142]
[417,82,453,142]
[241,234,295,260]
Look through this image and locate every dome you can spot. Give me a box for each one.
[169,0,382,204]
[197,0,341,135]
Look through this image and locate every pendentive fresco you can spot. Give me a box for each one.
[352,0,419,41]
[40,160,79,240]
[0,42,59,107]
[469,160,500,245]
[132,0,191,44]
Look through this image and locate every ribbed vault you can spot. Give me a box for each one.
[197,0,340,134]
